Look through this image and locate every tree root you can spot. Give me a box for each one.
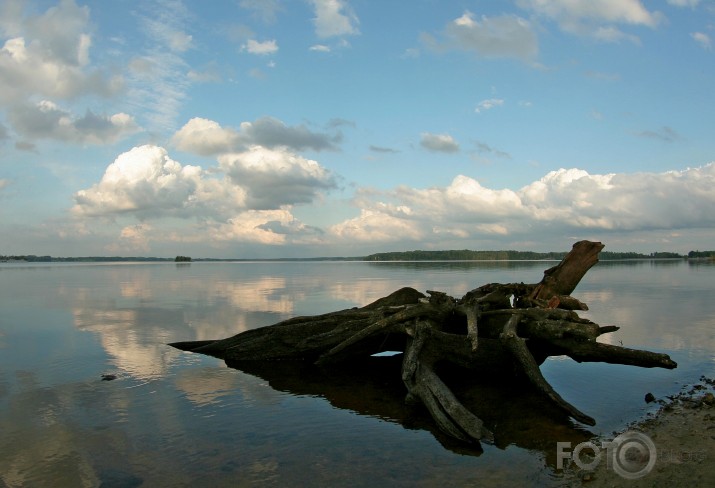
[499,315,596,426]
[402,320,494,443]
[169,240,679,445]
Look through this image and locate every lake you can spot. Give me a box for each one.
[0,260,713,487]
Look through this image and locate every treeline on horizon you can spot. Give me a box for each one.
[2,249,715,263]
[0,255,175,262]
[363,249,712,261]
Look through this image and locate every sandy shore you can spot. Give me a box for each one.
[559,376,715,487]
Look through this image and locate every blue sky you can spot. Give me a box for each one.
[1,0,714,258]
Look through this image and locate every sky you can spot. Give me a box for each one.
[0,0,714,258]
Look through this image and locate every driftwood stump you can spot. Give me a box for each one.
[171,241,677,445]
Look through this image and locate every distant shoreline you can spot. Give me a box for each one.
[2,250,713,264]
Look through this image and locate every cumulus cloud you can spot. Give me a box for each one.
[72,145,337,247]
[8,101,140,144]
[0,7,121,105]
[328,163,715,245]
[330,209,424,243]
[475,98,504,113]
[518,0,663,40]
[171,118,240,154]
[114,224,153,252]
[242,39,278,55]
[72,145,214,218]
[310,0,360,38]
[692,32,712,49]
[520,166,715,230]
[242,117,342,151]
[71,147,715,251]
[426,11,538,61]
[420,132,460,153]
[206,209,320,245]
[218,146,337,209]
[171,116,342,155]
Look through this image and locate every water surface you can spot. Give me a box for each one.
[0,260,712,487]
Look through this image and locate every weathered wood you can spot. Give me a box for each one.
[529,240,604,301]
[402,320,494,443]
[171,288,425,361]
[545,339,678,369]
[170,240,677,445]
[499,315,596,425]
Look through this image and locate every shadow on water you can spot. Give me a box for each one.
[225,355,594,467]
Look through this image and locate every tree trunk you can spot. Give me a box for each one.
[170,240,677,445]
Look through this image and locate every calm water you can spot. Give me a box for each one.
[0,260,713,487]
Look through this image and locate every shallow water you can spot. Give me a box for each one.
[0,260,713,487]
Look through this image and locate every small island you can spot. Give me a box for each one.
[174,256,192,262]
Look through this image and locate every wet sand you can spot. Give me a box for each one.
[559,376,715,487]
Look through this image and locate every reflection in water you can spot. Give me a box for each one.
[226,356,594,464]
[0,260,713,487]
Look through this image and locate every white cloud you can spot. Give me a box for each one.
[431,11,538,61]
[395,175,526,221]
[310,0,360,38]
[72,144,336,248]
[692,32,712,49]
[330,209,423,243]
[309,44,331,52]
[475,98,504,113]
[420,132,460,153]
[593,26,641,44]
[21,0,93,66]
[114,224,153,252]
[8,100,140,144]
[242,39,279,55]
[168,30,193,52]
[518,0,662,41]
[329,163,715,246]
[520,165,715,230]
[519,0,661,27]
[0,22,121,106]
[218,146,337,209]
[72,145,218,218]
[206,209,312,245]
[171,117,241,154]
[172,116,342,155]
